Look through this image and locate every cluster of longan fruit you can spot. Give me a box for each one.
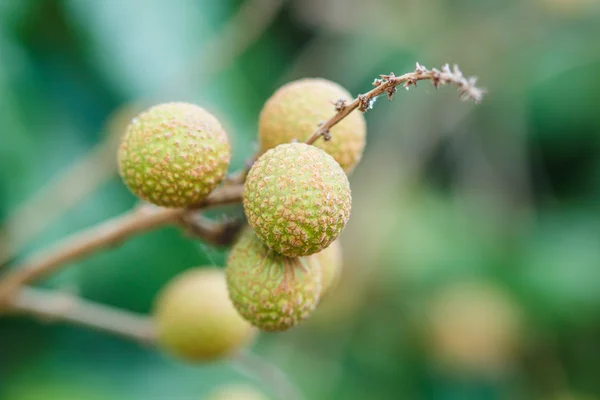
[117,78,366,363]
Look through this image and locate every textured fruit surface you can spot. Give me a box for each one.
[205,384,270,400]
[310,238,343,298]
[118,102,230,207]
[259,78,366,173]
[153,268,256,362]
[244,143,351,257]
[226,229,321,332]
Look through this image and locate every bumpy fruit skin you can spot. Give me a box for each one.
[225,229,321,332]
[310,238,343,299]
[259,78,366,173]
[244,143,351,257]
[118,102,231,207]
[153,268,256,362]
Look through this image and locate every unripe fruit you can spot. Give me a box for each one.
[425,281,521,375]
[259,78,366,173]
[244,143,351,257]
[205,384,270,400]
[118,102,231,207]
[153,268,256,362]
[309,239,343,299]
[225,229,321,332]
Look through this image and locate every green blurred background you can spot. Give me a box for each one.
[1,0,600,399]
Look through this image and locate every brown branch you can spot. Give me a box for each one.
[179,214,246,247]
[10,286,155,344]
[305,63,485,145]
[0,184,244,305]
[10,286,302,399]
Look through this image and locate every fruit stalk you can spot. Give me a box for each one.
[0,183,244,306]
[178,214,246,247]
[12,286,302,400]
[11,286,155,343]
[305,63,484,145]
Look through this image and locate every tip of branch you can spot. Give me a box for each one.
[415,61,485,103]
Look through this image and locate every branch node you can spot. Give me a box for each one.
[386,86,397,101]
[180,214,245,247]
[415,62,427,73]
[379,72,395,82]
[357,94,371,112]
[333,98,347,112]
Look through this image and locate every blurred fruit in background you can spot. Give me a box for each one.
[423,281,522,376]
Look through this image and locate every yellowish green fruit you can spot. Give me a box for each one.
[425,281,522,375]
[225,229,321,332]
[259,78,366,173]
[118,102,231,207]
[205,384,270,400]
[153,268,256,362]
[244,143,351,257]
[309,238,343,299]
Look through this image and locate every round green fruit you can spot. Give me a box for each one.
[118,102,231,207]
[243,143,351,257]
[310,238,343,299]
[153,268,256,362]
[225,229,321,332]
[259,78,366,173]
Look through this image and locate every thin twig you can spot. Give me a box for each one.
[10,286,155,344]
[233,350,304,400]
[11,286,302,399]
[228,62,484,180]
[0,184,244,305]
[305,63,485,145]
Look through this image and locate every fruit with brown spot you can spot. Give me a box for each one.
[243,143,351,257]
[118,102,230,207]
[259,78,366,173]
[225,229,321,332]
